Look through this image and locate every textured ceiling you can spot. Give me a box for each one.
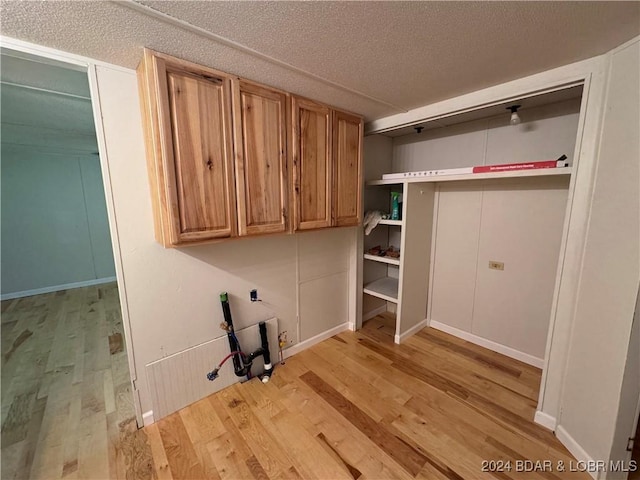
[0,1,638,121]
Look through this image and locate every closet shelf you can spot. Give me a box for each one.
[366,167,573,186]
[363,277,399,303]
[379,219,403,226]
[364,254,401,266]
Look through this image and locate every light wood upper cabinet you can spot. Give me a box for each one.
[292,97,363,231]
[232,81,290,236]
[292,97,333,230]
[138,49,237,246]
[138,49,363,246]
[333,110,363,226]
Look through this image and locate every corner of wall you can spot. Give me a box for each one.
[555,426,602,480]
[142,410,154,427]
[534,410,557,431]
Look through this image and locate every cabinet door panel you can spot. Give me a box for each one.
[166,71,236,241]
[293,98,332,230]
[234,82,289,235]
[333,110,363,226]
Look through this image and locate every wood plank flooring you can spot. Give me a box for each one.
[1,283,141,479]
[2,303,590,479]
[142,313,588,480]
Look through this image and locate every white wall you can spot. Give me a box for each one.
[393,98,581,172]
[609,287,639,471]
[555,38,639,470]
[430,177,569,362]
[298,228,352,340]
[93,65,353,418]
[1,145,115,297]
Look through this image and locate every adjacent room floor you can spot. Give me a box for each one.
[1,283,137,479]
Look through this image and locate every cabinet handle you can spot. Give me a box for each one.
[206,159,213,170]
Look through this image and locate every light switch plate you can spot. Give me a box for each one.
[489,261,505,271]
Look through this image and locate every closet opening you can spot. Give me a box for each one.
[361,83,585,418]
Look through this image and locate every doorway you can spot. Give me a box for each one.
[0,48,137,478]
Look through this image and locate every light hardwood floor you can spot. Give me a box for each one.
[142,313,587,480]
[3,303,590,479]
[1,283,140,479]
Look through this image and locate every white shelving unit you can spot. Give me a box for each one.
[362,182,404,322]
[361,87,582,346]
[379,219,403,226]
[366,167,572,186]
[363,277,399,303]
[364,168,572,344]
[363,253,400,266]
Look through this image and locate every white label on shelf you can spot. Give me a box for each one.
[382,167,473,180]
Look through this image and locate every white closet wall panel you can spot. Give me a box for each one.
[397,183,435,336]
[297,228,351,282]
[485,99,581,166]
[388,228,402,249]
[363,222,389,251]
[363,135,393,181]
[393,120,487,172]
[429,184,483,332]
[297,228,352,340]
[363,295,386,317]
[391,100,580,174]
[299,271,349,341]
[472,177,569,359]
[387,265,400,280]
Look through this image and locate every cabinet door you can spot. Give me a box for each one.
[332,110,363,226]
[139,50,237,246]
[292,97,332,230]
[233,81,289,236]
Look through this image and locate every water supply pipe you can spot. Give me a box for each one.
[207,292,274,382]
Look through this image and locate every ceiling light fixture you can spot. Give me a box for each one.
[506,105,521,125]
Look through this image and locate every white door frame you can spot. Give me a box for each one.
[0,35,144,426]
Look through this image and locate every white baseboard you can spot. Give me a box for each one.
[1,276,117,300]
[284,323,350,359]
[556,425,601,480]
[534,410,557,431]
[142,410,155,427]
[363,305,387,322]
[429,320,545,368]
[394,318,430,344]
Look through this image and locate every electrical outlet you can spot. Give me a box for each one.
[489,261,505,271]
